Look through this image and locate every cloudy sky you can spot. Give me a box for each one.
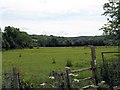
[0,0,108,37]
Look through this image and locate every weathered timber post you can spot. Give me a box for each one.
[13,67,20,89]
[90,46,98,86]
[60,72,65,88]
[66,67,71,89]
[53,71,60,88]
[56,72,60,88]
[4,71,11,88]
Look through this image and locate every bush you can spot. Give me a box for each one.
[99,58,120,88]
[52,58,56,64]
[29,46,33,49]
[66,59,72,67]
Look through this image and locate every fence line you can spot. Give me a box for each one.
[79,77,93,82]
[63,46,98,89]
[101,51,120,62]
[71,67,92,73]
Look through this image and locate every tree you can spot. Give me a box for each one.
[2,26,33,50]
[38,35,48,47]
[48,35,58,47]
[100,0,120,44]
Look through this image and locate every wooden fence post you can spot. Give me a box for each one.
[4,70,11,88]
[0,75,1,90]
[91,46,98,86]
[66,68,71,89]
[13,67,20,89]
[56,72,60,88]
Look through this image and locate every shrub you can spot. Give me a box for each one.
[29,46,33,49]
[99,57,120,88]
[66,59,72,67]
[52,58,56,64]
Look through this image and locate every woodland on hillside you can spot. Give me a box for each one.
[1,25,119,50]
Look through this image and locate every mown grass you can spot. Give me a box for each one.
[2,46,118,85]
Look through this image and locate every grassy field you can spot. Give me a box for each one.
[2,46,118,85]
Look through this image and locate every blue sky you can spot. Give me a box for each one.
[0,0,108,37]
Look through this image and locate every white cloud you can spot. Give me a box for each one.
[0,0,108,14]
[0,0,108,36]
[1,18,104,37]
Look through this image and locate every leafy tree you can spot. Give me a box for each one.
[47,35,58,47]
[100,0,120,45]
[38,35,48,47]
[2,26,33,50]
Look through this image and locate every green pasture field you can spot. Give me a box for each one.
[2,46,118,85]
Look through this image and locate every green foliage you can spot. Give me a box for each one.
[2,25,119,50]
[52,58,56,64]
[31,35,110,47]
[1,25,119,51]
[66,59,72,67]
[100,0,120,45]
[2,26,33,50]
[100,57,120,88]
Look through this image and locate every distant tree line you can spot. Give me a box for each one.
[31,35,106,47]
[1,26,119,50]
[31,34,119,47]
